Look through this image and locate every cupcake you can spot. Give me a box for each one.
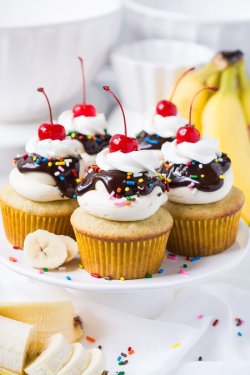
[58,57,111,170]
[0,88,84,248]
[71,86,173,279]
[161,123,244,257]
[137,68,193,151]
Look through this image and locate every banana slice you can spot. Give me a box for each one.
[0,301,83,355]
[59,235,78,263]
[82,348,106,375]
[25,333,73,375]
[57,343,90,375]
[24,230,67,270]
[0,315,35,374]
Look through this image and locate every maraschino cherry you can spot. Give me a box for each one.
[156,67,195,117]
[37,88,66,141]
[72,57,96,118]
[176,86,218,144]
[103,86,139,153]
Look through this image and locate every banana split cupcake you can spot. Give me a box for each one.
[71,86,173,279]
[137,68,192,151]
[58,57,111,170]
[0,88,84,248]
[161,124,244,257]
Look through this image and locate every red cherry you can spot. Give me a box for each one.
[72,103,96,118]
[109,134,139,153]
[156,100,177,117]
[37,88,66,141]
[38,123,66,141]
[72,57,96,118]
[176,126,200,144]
[103,86,140,154]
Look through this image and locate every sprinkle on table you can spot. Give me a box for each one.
[91,273,101,279]
[78,263,84,269]
[38,270,44,274]
[237,331,243,337]
[171,341,181,349]
[212,319,219,327]
[13,245,20,250]
[43,268,49,272]
[65,275,71,281]
[9,256,17,262]
[180,268,189,275]
[191,256,201,262]
[167,254,177,261]
[197,314,204,319]
[120,277,125,281]
[86,336,96,343]
[198,356,203,361]
[235,318,244,326]
[145,274,153,278]
[158,268,164,274]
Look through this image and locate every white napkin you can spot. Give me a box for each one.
[0,237,250,375]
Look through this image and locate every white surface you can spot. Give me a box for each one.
[0,0,121,122]
[0,218,248,293]
[111,39,214,111]
[125,0,250,69]
[0,230,250,374]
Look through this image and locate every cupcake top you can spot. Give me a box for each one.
[76,148,168,221]
[9,88,84,203]
[160,126,233,204]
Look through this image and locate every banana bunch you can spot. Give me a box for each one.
[170,51,250,224]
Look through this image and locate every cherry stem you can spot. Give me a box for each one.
[103,86,127,136]
[169,67,195,102]
[37,87,53,125]
[78,56,86,104]
[189,86,218,126]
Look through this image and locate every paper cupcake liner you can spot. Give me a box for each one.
[1,202,74,249]
[74,229,170,280]
[167,211,242,257]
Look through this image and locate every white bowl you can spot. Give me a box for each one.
[125,0,250,67]
[111,39,214,112]
[0,0,121,122]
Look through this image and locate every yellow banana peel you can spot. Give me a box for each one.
[238,60,250,136]
[202,65,250,224]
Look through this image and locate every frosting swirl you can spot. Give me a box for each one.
[96,148,162,175]
[58,110,108,136]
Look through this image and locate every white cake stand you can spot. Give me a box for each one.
[0,217,249,317]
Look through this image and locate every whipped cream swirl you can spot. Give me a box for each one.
[58,110,108,136]
[143,108,187,138]
[26,136,84,159]
[96,148,162,175]
[162,136,222,164]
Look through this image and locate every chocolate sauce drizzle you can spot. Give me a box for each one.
[69,131,111,155]
[76,166,168,198]
[137,131,174,150]
[15,153,81,198]
[160,153,231,192]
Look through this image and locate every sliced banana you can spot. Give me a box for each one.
[0,301,83,355]
[59,235,78,263]
[24,230,67,270]
[82,348,106,375]
[25,333,73,375]
[57,343,90,375]
[0,315,35,374]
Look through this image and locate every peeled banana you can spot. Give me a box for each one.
[25,333,73,375]
[202,65,250,223]
[0,315,35,374]
[57,343,90,375]
[0,301,83,355]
